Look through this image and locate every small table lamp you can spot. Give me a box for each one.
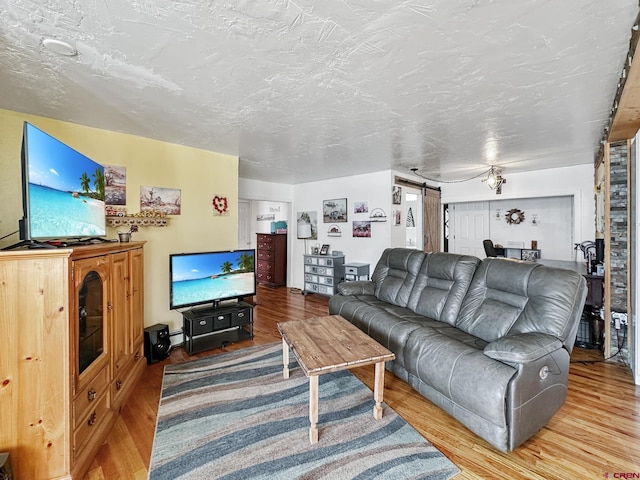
[298,222,312,254]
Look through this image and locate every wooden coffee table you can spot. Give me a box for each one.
[276,314,395,444]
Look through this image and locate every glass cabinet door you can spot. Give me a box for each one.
[74,257,110,381]
[78,270,104,373]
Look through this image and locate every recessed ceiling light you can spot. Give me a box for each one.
[42,38,78,57]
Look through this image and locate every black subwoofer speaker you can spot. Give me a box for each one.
[144,323,171,364]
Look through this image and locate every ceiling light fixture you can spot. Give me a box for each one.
[409,165,505,194]
[482,165,505,194]
[42,38,78,57]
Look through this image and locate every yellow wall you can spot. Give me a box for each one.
[0,108,239,333]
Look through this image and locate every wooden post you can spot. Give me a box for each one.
[373,361,385,420]
[309,376,319,444]
[282,338,290,379]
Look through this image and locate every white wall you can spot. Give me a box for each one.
[240,164,595,288]
[252,201,290,234]
[442,164,596,253]
[290,170,395,289]
[239,178,294,202]
[451,196,574,260]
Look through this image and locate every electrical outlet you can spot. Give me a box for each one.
[611,312,628,328]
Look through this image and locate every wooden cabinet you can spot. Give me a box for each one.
[0,242,146,480]
[256,233,287,287]
[303,254,345,296]
[110,247,145,411]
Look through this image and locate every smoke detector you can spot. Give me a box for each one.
[42,38,78,57]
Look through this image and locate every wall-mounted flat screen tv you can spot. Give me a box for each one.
[21,122,106,241]
[169,249,256,310]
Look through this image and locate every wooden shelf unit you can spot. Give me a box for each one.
[0,242,146,480]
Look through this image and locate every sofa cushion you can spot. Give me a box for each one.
[329,294,436,368]
[456,259,586,344]
[455,259,534,342]
[372,248,425,308]
[406,252,479,325]
[405,326,516,428]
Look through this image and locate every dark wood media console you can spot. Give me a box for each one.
[182,301,254,355]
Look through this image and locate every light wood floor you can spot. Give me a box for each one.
[85,284,640,479]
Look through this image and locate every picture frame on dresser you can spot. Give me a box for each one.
[320,244,329,255]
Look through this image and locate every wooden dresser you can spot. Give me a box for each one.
[0,242,146,479]
[256,233,287,287]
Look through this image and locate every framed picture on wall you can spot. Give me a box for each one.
[392,186,402,205]
[353,221,371,237]
[323,198,347,223]
[297,211,318,240]
[354,201,368,213]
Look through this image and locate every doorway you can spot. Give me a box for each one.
[405,189,422,249]
[238,200,251,249]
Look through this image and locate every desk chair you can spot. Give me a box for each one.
[483,239,497,257]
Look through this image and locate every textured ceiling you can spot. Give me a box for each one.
[0,1,637,184]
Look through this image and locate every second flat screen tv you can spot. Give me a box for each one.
[169,249,256,310]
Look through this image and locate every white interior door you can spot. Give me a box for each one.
[238,200,251,249]
[450,202,490,257]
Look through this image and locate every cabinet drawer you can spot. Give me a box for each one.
[74,365,109,428]
[257,271,275,282]
[345,266,359,274]
[189,317,214,335]
[111,343,143,406]
[257,235,274,250]
[305,282,334,295]
[231,308,251,326]
[317,284,335,295]
[214,313,232,330]
[318,258,335,267]
[304,256,318,265]
[257,250,275,261]
[305,265,332,276]
[318,276,334,286]
[304,273,318,283]
[186,315,231,335]
[257,260,274,272]
[74,391,110,460]
[305,282,319,292]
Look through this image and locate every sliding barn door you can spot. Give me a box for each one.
[423,188,441,252]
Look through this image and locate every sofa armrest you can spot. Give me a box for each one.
[484,332,563,363]
[336,280,375,296]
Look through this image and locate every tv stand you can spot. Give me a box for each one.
[182,301,254,355]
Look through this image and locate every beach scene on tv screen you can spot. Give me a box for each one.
[26,124,105,238]
[172,251,255,307]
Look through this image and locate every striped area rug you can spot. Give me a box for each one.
[149,343,459,480]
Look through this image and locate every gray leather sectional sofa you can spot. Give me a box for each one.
[328,248,587,452]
